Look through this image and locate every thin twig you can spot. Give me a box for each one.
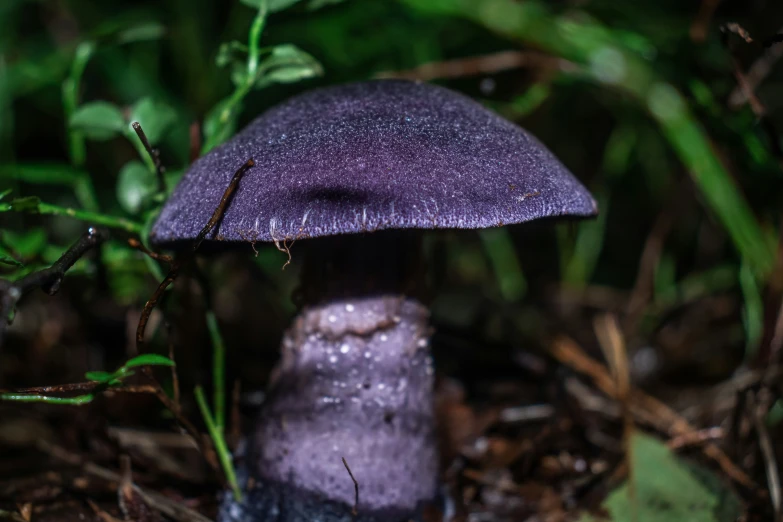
[132,158,254,487]
[550,336,756,488]
[342,457,359,517]
[86,499,124,522]
[135,158,255,350]
[593,314,636,517]
[11,383,156,395]
[0,227,108,339]
[768,299,783,367]
[132,122,166,194]
[129,238,173,263]
[722,23,754,44]
[720,24,783,166]
[139,374,212,463]
[118,454,163,522]
[667,427,724,449]
[11,382,104,394]
[36,440,212,522]
[689,0,721,43]
[728,25,783,108]
[624,182,690,332]
[168,331,180,413]
[751,390,782,522]
[375,49,576,81]
[189,121,202,165]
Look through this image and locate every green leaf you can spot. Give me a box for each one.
[241,0,302,13]
[216,40,254,89]
[69,101,126,141]
[84,371,113,382]
[85,354,173,384]
[0,188,11,201]
[1,163,99,211]
[768,399,783,427]
[740,260,763,362]
[0,254,24,268]
[122,353,175,369]
[216,41,248,68]
[3,196,41,213]
[117,160,156,215]
[3,163,82,185]
[252,44,323,89]
[2,229,47,257]
[203,97,242,152]
[85,369,129,385]
[510,83,551,117]
[116,22,166,44]
[306,0,348,9]
[229,63,251,90]
[479,227,526,301]
[579,433,741,522]
[129,97,177,145]
[653,253,677,299]
[0,232,24,267]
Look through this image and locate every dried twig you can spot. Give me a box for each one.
[37,440,212,522]
[118,455,163,522]
[129,238,173,263]
[751,391,782,522]
[550,336,756,488]
[624,182,691,333]
[342,457,359,517]
[86,499,124,522]
[768,298,783,368]
[594,314,636,510]
[728,25,783,108]
[168,332,181,412]
[10,383,156,395]
[188,121,202,165]
[594,315,633,441]
[132,122,166,194]
[499,404,554,423]
[0,226,108,339]
[132,158,254,482]
[720,24,783,166]
[375,49,576,81]
[135,158,255,351]
[689,0,721,43]
[720,25,766,109]
[667,427,724,449]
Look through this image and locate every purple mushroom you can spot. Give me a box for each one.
[151,80,597,522]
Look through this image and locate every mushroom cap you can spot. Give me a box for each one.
[151,80,596,246]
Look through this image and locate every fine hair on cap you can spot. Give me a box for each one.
[151,79,597,247]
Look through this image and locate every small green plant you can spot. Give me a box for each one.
[0,354,174,405]
[0,0,323,506]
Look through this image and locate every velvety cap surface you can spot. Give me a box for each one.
[151,80,597,245]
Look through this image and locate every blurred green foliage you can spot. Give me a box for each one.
[0,353,175,404]
[0,0,780,362]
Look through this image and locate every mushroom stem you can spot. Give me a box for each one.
[222,295,438,521]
